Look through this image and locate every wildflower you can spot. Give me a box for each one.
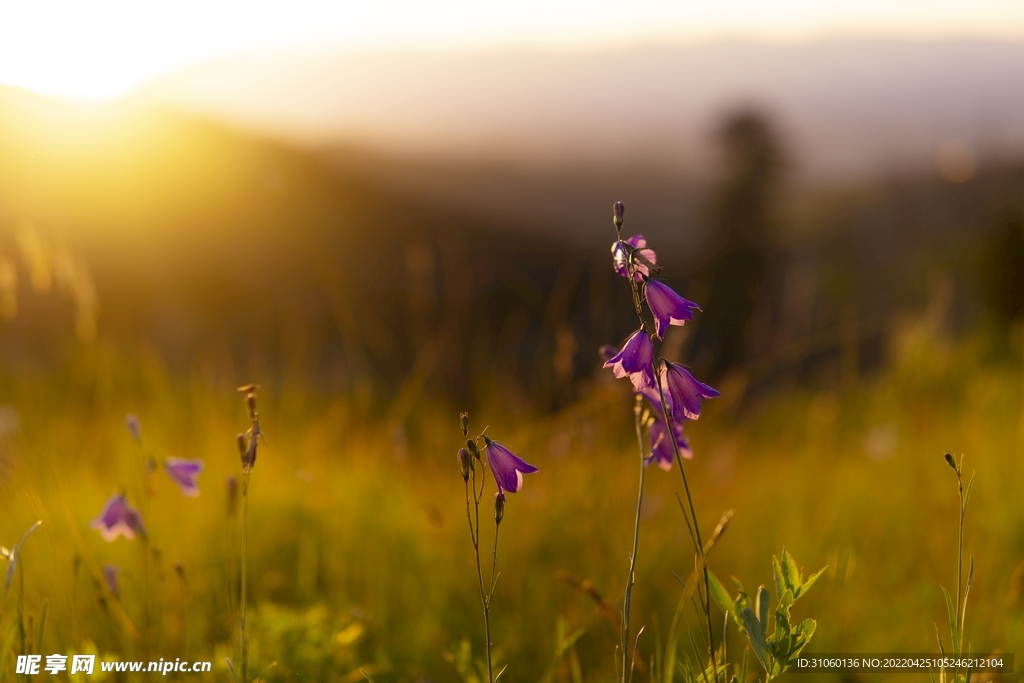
[102,564,120,597]
[483,436,538,493]
[125,414,141,442]
[662,362,720,422]
[647,416,693,471]
[611,235,658,281]
[494,491,506,524]
[598,344,618,363]
[164,458,204,497]
[644,280,700,339]
[604,330,655,391]
[90,493,146,542]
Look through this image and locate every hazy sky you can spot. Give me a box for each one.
[2,0,1023,99]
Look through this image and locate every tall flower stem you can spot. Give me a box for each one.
[655,360,717,679]
[621,397,647,683]
[239,468,251,683]
[465,452,494,683]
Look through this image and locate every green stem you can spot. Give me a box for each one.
[655,360,718,680]
[240,469,251,683]
[622,400,647,683]
[467,458,494,683]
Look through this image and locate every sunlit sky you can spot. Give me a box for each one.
[2,0,1023,100]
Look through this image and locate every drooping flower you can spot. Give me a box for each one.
[604,330,655,391]
[611,235,658,281]
[90,493,146,542]
[164,458,204,497]
[662,362,720,422]
[646,416,693,471]
[645,280,700,339]
[482,437,538,493]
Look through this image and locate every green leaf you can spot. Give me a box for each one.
[777,589,794,614]
[741,607,769,672]
[940,585,958,654]
[794,566,828,600]
[793,619,816,651]
[773,604,792,660]
[756,586,770,627]
[963,471,976,512]
[780,550,802,595]
[708,571,741,629]
[3,521,41,600]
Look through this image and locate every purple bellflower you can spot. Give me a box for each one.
[611,235,658,281]
[164,458,204,497]
[644,280,700,339]
[91,493,146,542]
[647,416,693,470]
[483,436,538,493]
[662,362,720,422]
[604,330,655,391]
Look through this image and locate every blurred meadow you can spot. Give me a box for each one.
[2,11,1024,682]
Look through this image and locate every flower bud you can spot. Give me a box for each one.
[494,491,506,525]
[245,392,257,419]
[236,433,247,459]
[613,201,625,229]
[458,448,472,481]
[944,452,956,470]
[466,439,480,459]
[460,412,470,437]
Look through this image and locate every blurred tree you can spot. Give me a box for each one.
[980,211,1024,328]
[690,109,785,381]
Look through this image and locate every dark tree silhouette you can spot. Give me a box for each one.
[690,109,785,381]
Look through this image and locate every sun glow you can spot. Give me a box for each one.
[2,0,1023,101]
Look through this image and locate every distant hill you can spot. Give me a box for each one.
[133,39,1024,178]
[0,86,627,406]
[1,84,1023,411]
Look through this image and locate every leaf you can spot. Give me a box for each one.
[708,571,740,627]
[963,471,976,512]
[773,603,792,661]
[756,586,769,627]
[940,585,958,655]
[3,521,41,599]
[795,566,828,600]
[777,589,794,613]
[779,550,802,596]
[741,607,769,672]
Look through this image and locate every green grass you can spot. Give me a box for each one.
[1,319,1023,682]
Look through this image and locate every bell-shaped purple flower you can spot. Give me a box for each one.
[604,330,655,391]
[645,280,700,339]
[662,362,720,421]
[647,416,693,470]
[611,235,658,281]
[164,458,204,497]
[90,493,146,542]
[483,437,538,493]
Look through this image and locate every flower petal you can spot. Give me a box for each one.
[645,280,699,339]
